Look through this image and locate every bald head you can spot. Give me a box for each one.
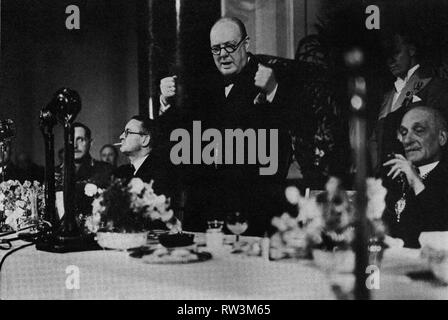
[211,17,247,39]
[398,106,448,165]
[406,106,447,131]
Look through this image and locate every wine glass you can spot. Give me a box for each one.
[226,212,249,252]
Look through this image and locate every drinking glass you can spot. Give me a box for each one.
[226,212,249,251]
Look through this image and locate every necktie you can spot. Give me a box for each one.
[254,92,267,104]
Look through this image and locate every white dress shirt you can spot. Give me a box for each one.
[418,161,439,179]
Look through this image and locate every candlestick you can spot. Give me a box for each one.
[345,48,370,300]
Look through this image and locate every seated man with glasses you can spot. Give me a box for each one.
[113,115,175,198]
[158,17,297,235]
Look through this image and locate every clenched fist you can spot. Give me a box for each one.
[254,64,277,94]
[160,75,177,105]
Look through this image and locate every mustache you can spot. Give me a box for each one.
[404,143,421,151]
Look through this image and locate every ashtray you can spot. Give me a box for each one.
[158,233,195,248]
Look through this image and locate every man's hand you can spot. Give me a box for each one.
[383,154,425,194]
[254,64,277,94]
[160,75,177,105]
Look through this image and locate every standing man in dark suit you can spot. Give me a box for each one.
[159,17,296,235]
[370,31,448,171]
[114,115,175,198]
[382,106,448,248]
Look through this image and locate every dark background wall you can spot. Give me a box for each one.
[0,0,139,166]
[0,0,222,168]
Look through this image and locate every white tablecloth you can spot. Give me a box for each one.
[1,235,447,300]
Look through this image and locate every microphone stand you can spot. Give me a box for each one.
[345,48,370,300]
[57,118,80,239]
[39,106,58,229]
[36,88,100,253]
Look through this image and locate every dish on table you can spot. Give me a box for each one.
[129,245,212,264]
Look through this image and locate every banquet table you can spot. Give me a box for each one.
[0,233,447,300]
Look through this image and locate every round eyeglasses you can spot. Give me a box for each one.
[210,37,248,55]
[122,129,149,138]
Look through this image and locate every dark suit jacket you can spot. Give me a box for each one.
[55,155,114,189]
[113,150,176,201]
[54,155,114,217]
[370,66,448,170]
[383,162,448,248]
[162,54,297,235]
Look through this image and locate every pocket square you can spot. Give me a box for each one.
[412,95,422,103]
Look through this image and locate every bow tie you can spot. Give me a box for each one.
[223,78,234,87]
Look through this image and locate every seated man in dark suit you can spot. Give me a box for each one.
[56,122,113,188]
[382,106,448,248]
[114,115,175,198]
[55,122,114,218]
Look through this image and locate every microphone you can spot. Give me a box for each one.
[0,119,15,142]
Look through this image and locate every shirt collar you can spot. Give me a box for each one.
[418,160,439,178]
[131,154,149,174]
[394,64,420,93]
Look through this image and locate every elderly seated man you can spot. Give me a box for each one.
[382,106,448,248]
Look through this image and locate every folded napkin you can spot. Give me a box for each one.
[419,232,448,251]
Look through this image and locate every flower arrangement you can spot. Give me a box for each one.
[83,177,181,234]
[270,177,387,260]
[0,180,45,231]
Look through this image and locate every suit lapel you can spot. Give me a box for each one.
[134,155,152,178]
[378,92,394,119]
[391,72,432,111]
[379,70,432,120]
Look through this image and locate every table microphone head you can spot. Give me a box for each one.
[51,88,81,124]
[0,119,15,142]
[39,103,58,129]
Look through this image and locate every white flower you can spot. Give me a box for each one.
[366,178,387,220]
[85,211,101,233]
[325,177,341,199]
[128,178,145,194]
[91,198,105,215]
[84,183,98,197]
[15,200,26,209]
[271,215,288,232]
[160,209,174,222]
[297,196,322,221]
[285,186,300,205]
[148,211,161,220]
[5,208,25,230]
